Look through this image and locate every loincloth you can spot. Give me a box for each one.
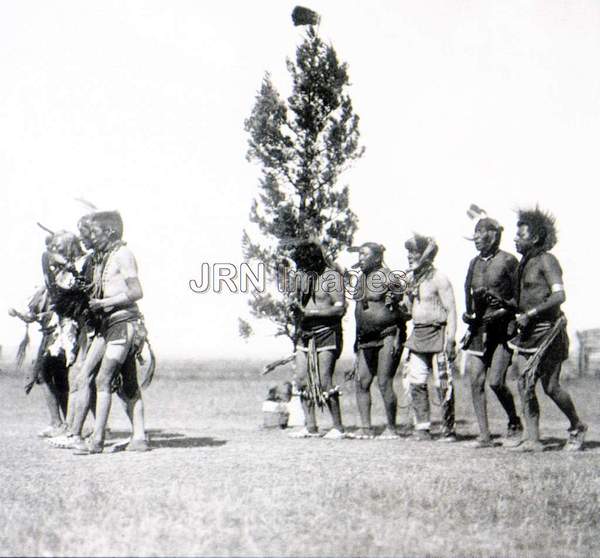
[463,320,514,357]
[97,306,146,396]
[405,323,446,354]
[508,319,569,361]
[97,306,141,339]
[297,321,343,358]
[357,324,404,350]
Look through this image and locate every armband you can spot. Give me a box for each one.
[551,284,564,293]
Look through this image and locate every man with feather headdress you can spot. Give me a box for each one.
[506,207,587,452]
[462,206,522,447]
[67,211,152,454]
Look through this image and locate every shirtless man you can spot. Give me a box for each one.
[506,208,587,452]
[287,240,347,439]
[347,242,407,439]
[463,216,522,447]
[403,235,458,441]
[68,211,149,454]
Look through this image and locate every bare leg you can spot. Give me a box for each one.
[117,352,147,442]
[376,337,401,430]
[319,350,343,431]
[355,348,375,430]
[295,350,317,432]
[39,380,63,428]
[540,358,582,431]
[467,354,490,440]
[71,336,106,438]
[488,344,519,426]
[93,327,134,445]
[516,354,540,442]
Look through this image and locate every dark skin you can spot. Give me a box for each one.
[514,224,566,328]
[470,225,509,324]
[291,248,346,434]
[353,245,403,435]
[511,223,583,447]
[465,222,520,441]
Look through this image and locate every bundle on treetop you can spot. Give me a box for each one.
[292,6,320,26]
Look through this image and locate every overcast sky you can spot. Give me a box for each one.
[1,0,599,360]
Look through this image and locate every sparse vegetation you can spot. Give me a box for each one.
[1,358,599,557]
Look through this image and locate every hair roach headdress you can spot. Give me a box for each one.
[517,206,557,251]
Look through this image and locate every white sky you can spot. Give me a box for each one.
[1,1,599,359]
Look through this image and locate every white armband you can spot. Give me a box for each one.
[551,284,564,293]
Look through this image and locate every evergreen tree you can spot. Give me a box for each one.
[243,23,364,344]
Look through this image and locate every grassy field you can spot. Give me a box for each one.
[1,355,599,557]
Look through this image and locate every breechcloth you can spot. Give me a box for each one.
[297,321,343,359]
[509,318,569,398]
[357,325,400,351]
[96,306,142,397]
[508,319,569,359]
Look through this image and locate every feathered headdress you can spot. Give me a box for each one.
[467,204,487,221]
[517,206,557,251]
[291,6,321,26]
[464,204,502,240]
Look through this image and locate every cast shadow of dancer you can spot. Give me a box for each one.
[540,436,600,452]
[108,428,227,450]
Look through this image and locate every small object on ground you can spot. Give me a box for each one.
[262,400,290,429]
[438,431,457,443]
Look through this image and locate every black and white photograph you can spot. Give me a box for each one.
[1,1,599,556]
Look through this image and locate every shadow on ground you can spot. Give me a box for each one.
[541,436,600,452]
[108,429,227,449]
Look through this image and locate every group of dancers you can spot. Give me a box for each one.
[287,205,587,452]
[9,210,153,454]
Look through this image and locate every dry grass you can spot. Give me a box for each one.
[1,356,600,557]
